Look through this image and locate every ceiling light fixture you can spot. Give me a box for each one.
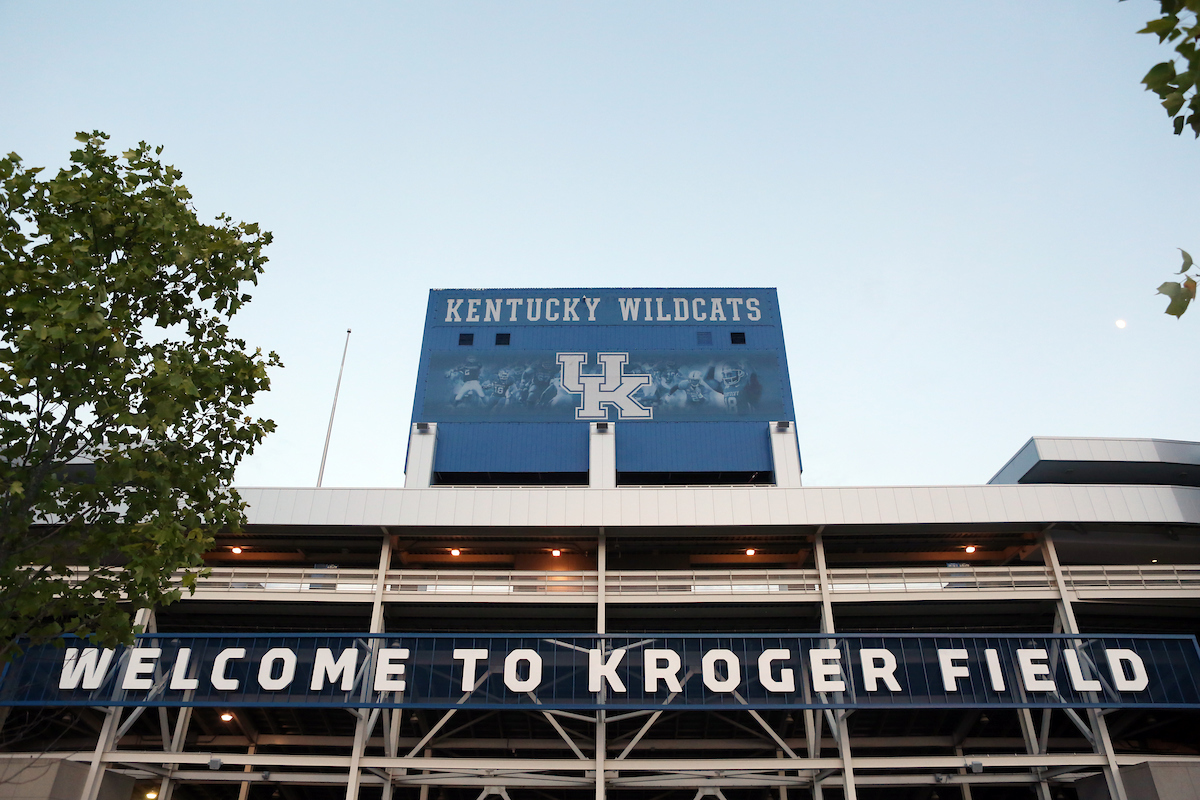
[745,549,756,556]
[146,792,159,799]
[965,545,977,554]
[450,549,461,557]
[551,549,561,557]
[220,712,233,722]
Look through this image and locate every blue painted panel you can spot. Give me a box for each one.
[410,289,799,474]
[434,423,588,473]
[412,289,797,427]
[616,422,771,473]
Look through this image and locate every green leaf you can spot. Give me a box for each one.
[1164,91,1187,115]
[1179,249,1194,273]
[1158,281,1193,317]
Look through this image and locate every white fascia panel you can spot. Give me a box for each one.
[236,484,1200,528]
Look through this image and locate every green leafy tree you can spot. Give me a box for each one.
[0,132,280,664]
[1127,2,1200,314]
[1135,0,1200,137]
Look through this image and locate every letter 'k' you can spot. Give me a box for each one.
[557,353,652,420]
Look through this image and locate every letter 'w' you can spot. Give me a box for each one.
[60,648,115,690]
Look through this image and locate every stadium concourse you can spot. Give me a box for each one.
[3,289,1200,800]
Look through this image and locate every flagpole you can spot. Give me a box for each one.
[317,329,351,487]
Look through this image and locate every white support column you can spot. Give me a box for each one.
[84,607,155,800]
[595,713,607,800]
[381,709,402,800]
[371,532,393,633]
[158,706,193,800]
[417,748,432,800]
[597,528,606,636]
[813,529,856,800]
[596,526,607,800]
[404,422,438,488]
[1017,707,1052,800]
[1042,530,1129,800]
[236,743,256,800]
[347,534,393,800]
[344,710,378,800]
[813,529,834,636]
[589,423,616,488]
[80,706,121,800]
[768,421,802,487]
[954,746,974,800]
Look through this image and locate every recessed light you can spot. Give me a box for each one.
[552,549,561,557]
[745,549,756,556]
[220,713,233,722]
[231,547,243,554]
[450,549,460,557]
[1152,559,1158,563]
[965,545,977,554]
[146,792,159,799]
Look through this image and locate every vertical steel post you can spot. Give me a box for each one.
[595,713,607,800]
[1042,530,1128,800]
[236,743,256,800]
[346,534,392,800]
[84,607,155,800]
[371,532,393,634]
[157,706,193,800]
[597,528,606,638]
[80,707,120,800]
[595,527,609,800]
[813,529,856,800]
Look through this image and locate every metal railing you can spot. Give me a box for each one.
[606,570,819,595]
[384,569,597,596]
[1063,564,1200,592]
[62,563,1200,600]
[607,566,1059,596]
[177,568,599,596]
[825,565,1055,595]
[180,566,382,594]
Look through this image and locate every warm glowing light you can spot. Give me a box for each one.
[146,792,159,799]
[552,549,561,557]
[231,547,242,554]
[450,549,460,556]
[220,713,233,722]
[1152,559,1159,563]
[1116,319,1127,329]
[965,545,977,554]
[745,549,756,556]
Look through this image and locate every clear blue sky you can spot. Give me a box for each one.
[2,1,1196,487]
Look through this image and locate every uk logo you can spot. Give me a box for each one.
[557,353,652,420]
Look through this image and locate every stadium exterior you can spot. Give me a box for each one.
[3,288,1200,800]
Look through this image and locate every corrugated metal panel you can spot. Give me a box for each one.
[433,422,589,473]
[615,422,772,473]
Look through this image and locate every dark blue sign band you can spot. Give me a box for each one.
[3,634,1198,711]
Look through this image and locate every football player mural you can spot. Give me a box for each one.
[428,350,783,422]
